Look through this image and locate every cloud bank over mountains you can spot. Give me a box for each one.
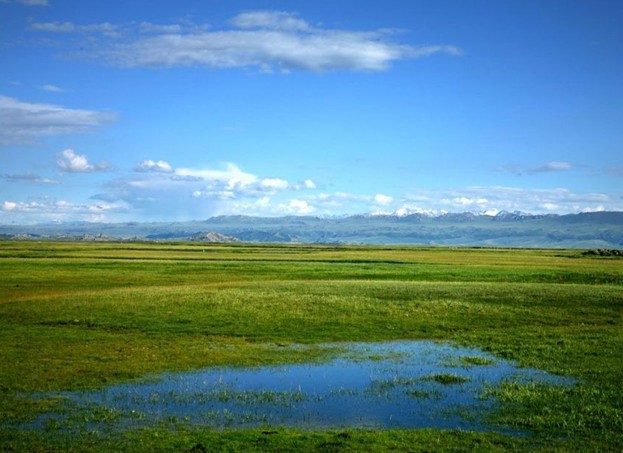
[0,81,619,223]
[1,149,618,224]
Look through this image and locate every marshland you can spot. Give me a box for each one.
[1,241,621,451]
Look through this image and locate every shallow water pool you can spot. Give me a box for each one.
[34,341,573,432]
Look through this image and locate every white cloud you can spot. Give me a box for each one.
[540,202,559,211]
[2,0,48,5]
[89,11,461,72]
[2,172,58,184]
[174,164,293,197]
[94,162,320,220]
[302,179,316,189]
[30,21,74,32]
[139,22,183,34]
[134,159,173,173]
[318,192,371,202]
[39,84,64,92]
[529,161,572,173]
[374,193,393,205]
[5,179,621,223]
[261,178,289,190]
[499,161,573,175]
[306,191,390,215]
[280,199,314,215]
[57,149,109,173]
[402,186,619,215]
[30,21,120,37]
[442,196,488,208]
[230,11,312,32]
[0,199,128,223]
[0,95,115,144]
[176,163,259,190]
[292,179,317,190]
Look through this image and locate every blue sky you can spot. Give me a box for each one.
[1,0,622,223]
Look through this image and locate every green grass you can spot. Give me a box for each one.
[423,373,471,385]
[459,356,495,367]
[1,241,622,451]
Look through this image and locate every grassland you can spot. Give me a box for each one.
[0,241,621,451]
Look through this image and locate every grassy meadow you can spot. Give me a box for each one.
[0,241,622,451]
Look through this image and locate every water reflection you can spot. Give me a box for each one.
[40,341,573,432]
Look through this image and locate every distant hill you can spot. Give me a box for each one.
[1,211,622,249]
[189,232,239,243]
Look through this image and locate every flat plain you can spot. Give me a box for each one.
[0,241,621,451]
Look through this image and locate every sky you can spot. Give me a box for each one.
[1,0,622,223]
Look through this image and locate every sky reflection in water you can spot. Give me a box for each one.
[45,341,573,431]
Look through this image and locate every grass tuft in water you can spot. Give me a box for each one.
[460,356,495,367]
[424,373,471,385]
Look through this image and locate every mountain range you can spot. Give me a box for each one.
[1,211,622,249]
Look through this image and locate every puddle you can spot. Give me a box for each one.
[31,341,573,433]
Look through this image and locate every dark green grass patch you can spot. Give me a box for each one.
[460,356,495,366]
[484,381,623,450]
[423,373,471,385]
[0,427,527,452]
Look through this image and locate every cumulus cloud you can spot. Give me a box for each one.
[50,11,462,72]
[442,196,489,208]
[169,164,295,199]
[261,178,290,190]
[302,179,317,189]
[265,179,290,190]
[175,163,259,192]
[374,193,393,205]
[57,149,109,173]
[94,161,321,220]
[279,199,314,215]
[134,159,173,173]
[0,95,115,144]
